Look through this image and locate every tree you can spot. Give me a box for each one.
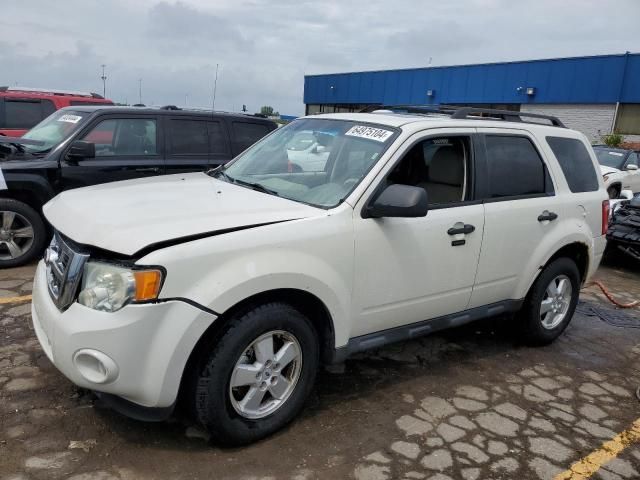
[259,105,279,116]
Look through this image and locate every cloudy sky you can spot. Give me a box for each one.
[1,0,638,115]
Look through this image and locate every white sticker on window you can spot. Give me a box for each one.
[57,114,82,124]
[345,125,393,142]
[608,152,624,157]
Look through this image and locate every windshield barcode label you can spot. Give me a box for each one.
[57,114,82,124]
[345,126,393,142]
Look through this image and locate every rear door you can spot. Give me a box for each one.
[469,128,561,308]
[60,114,164,190]
[164,116,232,174]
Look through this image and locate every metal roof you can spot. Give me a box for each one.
[304,52,640,106]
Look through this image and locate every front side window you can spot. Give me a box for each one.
[485,135,548,198]
[625,152,639,168]
[387,136,470,205]
[21,110,89,152]
[217,119,398,208]
[546,136,599,193]
[82,118,157,157]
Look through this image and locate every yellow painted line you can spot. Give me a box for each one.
[555,418,640,480]
[0,294,32,305]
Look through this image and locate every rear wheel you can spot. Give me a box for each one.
[191,302,319,446]
[0,199,46,268]
[519,258,580,345]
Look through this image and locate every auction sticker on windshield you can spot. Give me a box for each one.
[345,125,393,142]
[57,114,82,124]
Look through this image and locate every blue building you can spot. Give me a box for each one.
[304,52,640,141]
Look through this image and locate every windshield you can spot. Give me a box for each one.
[216,118,398,208]
[21,110,88,153]
[594,147,627,169]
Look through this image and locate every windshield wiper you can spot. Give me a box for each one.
[232,177,279,196]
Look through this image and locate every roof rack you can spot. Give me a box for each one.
[359,104,566,128]
[0,86,105,99]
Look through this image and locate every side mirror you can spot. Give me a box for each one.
[67,140,95,160]
[620,189,634,200]
[365,184,429,219]
[626,164,638,171]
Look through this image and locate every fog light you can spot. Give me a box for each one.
[73,349,119,384]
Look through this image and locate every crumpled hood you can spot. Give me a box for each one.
[43,172,323,256]
[600,165,620,176]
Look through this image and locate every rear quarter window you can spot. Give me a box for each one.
[546,137,599,193]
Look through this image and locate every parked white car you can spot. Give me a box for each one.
[32,107,608,445]
[593,146,640,198]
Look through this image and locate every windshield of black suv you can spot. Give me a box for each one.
[21,110,89,153]
[594,147,627,169]
[215,118,398,208]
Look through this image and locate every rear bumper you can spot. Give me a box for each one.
[31,260,218,409]
[587,235,607,282]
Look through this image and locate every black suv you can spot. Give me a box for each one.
[0,105,277,267]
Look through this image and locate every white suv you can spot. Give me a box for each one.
[31,107,608,445]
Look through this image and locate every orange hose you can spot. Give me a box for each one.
[583,280,640,309]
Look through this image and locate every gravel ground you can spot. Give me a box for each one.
[1,251,640,480]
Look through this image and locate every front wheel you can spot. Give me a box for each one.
[191,302,319,446]
[518,257,580,345]
[0,199,47,268]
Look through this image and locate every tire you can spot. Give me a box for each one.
[0,199,47,268]
[519,257,580,345]
[191,302,319,446]
[607,185,620,199]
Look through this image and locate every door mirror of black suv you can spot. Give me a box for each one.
[67,141,95,160]
[365,184,429,218]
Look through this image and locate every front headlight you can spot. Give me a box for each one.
[77,262,163,312]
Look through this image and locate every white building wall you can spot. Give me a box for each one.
[520,104,616,143]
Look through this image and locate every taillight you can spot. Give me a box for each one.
[602,200,610,235]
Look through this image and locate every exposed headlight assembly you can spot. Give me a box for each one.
[77,262,163,312]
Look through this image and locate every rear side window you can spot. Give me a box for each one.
[485,136,548,198]
[2,99,54,129]
[169,119,208,155]
[546,137,599,193]
[232,122,271,152]
[207,121,229,154]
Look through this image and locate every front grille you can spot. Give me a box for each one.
[45,232,89,311]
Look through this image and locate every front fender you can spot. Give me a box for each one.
[139,213,355,348]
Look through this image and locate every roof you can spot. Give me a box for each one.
[299,112,576,136]
[60,105,276,122]
[0,86,105,99]
[304,52,640,106]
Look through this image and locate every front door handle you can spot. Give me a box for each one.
[134,167,160,173]
[538,211,558,222]
[447,224,475,235]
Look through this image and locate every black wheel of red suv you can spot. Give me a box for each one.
[519,257,580,345]
[191,302,319,446]
[0,199,47,268]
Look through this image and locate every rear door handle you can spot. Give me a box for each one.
[447,224,475,235]
[134,167,160,173]
[538,211,558,222]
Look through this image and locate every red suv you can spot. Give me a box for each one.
[0,87,113,137]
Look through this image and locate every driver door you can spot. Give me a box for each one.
[351,129,485,337]
[60,115,164,190]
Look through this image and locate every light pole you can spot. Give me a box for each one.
[138,78,143,105]
[100,64,107,98]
